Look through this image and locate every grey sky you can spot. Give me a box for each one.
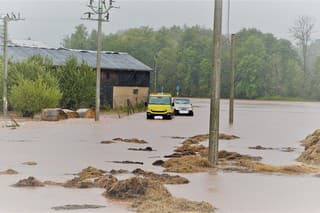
[1,0,320,47]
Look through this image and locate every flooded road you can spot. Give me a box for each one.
[1,99,320,212]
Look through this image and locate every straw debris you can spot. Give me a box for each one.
[132,168,189,184]
[162,155,215,173]
[113,138,148,144]
[297,129,320,165]
[77,166,105,179]
[14,176,44,187]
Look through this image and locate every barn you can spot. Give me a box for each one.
[5,45,152,108]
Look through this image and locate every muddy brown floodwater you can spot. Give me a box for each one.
[1,99,320,212]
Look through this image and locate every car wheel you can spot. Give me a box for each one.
[146,114,153,119]
[189,111,194,116]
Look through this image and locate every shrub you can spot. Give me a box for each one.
[9,77,62,116]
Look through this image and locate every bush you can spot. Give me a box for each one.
[9,77,62,116]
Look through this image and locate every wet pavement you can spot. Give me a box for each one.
[1,99,320,212]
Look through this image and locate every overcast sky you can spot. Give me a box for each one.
[0,0,320,47]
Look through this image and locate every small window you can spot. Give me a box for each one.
[133,89,139,95]
[106,72,110,79]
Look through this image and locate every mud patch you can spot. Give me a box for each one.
[52,204,105,211]
[132,168,189,184]
[14,176,44,187]
[113,138,148,144]
[0,169,18,175]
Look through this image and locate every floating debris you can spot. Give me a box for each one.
[100,140,115,144]
[109,161,144,165]
[128,147,154,152]
[22,161,37,166]
[112,138,148,144]
[152,160,164,166]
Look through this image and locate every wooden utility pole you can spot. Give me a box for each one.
[208,0,223,164]
[3,16,8,118]
[229,34,236,125]
[82,0,118,121]
[1,13,24,118]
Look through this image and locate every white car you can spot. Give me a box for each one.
[173,98,194,116]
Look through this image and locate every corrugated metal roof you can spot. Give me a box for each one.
[5,45,152,72]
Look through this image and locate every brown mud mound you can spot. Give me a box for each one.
[0,169,18,175]
[52,204,105,211]
[297,129,320,165]
[132,168,189,184]
[162,155,215,173]
[78,167,105,179]
[183,133,239,146]
[63,177,95,188]
[14,176,44,187]
[113,138,148,144]
[94,175,118,189]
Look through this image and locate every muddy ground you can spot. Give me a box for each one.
[2,99,320,212]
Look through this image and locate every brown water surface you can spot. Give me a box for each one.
[1,99,320,212]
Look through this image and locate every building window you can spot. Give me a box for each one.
[133,89,139,95]
[106,72,110,79]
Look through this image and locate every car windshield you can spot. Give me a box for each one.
[149,96,171,105]
[174,99,190,104]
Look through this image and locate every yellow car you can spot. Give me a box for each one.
[146,93,174,120]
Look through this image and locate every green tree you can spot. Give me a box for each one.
[54,57,95,109]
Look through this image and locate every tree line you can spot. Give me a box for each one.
[63,23,320,100]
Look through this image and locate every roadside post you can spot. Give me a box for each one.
[229,34,236,125]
